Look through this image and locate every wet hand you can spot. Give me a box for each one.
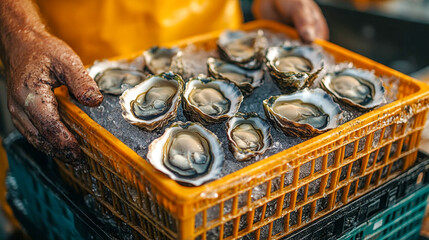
[4,31,103,163]
[254,0,329,43]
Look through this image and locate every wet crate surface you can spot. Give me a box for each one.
[53,20,429,239]
[3,132,114,240]
[284,151,429,240]
[338,184,429,240]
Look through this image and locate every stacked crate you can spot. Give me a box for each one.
[4,131,429,239]
[3,132,114,240]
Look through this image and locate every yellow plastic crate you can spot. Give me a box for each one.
[53,20,429,240]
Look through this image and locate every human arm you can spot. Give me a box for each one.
[0,0,103,162]
[252,0,329,43]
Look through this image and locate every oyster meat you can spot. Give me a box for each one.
[273,100,328,129]
[120,72,184,130]
[265,46,324,93]
[321,68,386,110]
[183,75,243,124]
[143,46,183,75]
[217,30,266,69]
[226,112,272,161]
[147,121,224,186]
[207,57,264,96]
[263,89,343,138]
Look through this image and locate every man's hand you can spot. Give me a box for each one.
[253,0,329,43]
[1,0,103,162]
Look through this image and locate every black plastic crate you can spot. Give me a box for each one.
[3,132,115,240]
[339,184,429,240]
[284,151,429,240]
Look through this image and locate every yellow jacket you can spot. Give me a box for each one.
[36,0,243,64]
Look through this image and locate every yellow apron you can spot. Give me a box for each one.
[36,0,243,64]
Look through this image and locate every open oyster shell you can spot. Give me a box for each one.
[183,75,243,124]
[217,30,267,69]
[120,72,184,131]
[207,57,264,96]
[321,68,386,110]
[88,59,146,95]
[226,112,272,161]
[263,89,343,138]
[147,121,224,186]
[265,46,324,93]
[143,46,184,75]
[94,68,146,95]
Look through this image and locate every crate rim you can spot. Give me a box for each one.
[54,20,429,206]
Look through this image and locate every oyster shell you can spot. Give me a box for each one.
[94,68,145,95]
[120,72,184,131]
[147,121,224,186]
[321,68,386,110]
[143,46,183,75]
[226,112,272,161]
[263,89,343,138]
[217,30,267,69]
[207,57,264,96]
[265,46,324,93]
[183,75,243,124]
[88,59,146,95]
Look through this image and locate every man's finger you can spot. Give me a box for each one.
[313,9,329,41]
[13,106,81,164]
[11,117,54,155]
[9,98,57,155]
[53,51,103,107]
[274,0,329,43]
[293,3,329,43]
[290,5,318,43]
[22,84,82,162]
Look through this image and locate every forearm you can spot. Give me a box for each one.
[0,0,48,65]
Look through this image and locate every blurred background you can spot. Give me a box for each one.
[243,0,429,76]
[0,0,429,238]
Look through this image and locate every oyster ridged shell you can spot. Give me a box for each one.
[183,75,243,124]
[207,57,264,96]
[263,89,343,138]
[226,112,272,161]
[265,46,324,93]
[143,46,184,75]
[217,30,267,69]
[321,68,386,110]
[147,121,224,186]
[120,72,184,131]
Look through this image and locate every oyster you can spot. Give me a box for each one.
[120,72,184,131]
[321,68,386,110]
[88,59,146,95]
[183,75,243,124]
[217,30,266,69]
[265,46,324,93]
[207,57,264,96]
[263,89,343,138]
[94,68,145,95]
[143,46,183,75]
[226,112,272,161]
[147,121,224,186]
